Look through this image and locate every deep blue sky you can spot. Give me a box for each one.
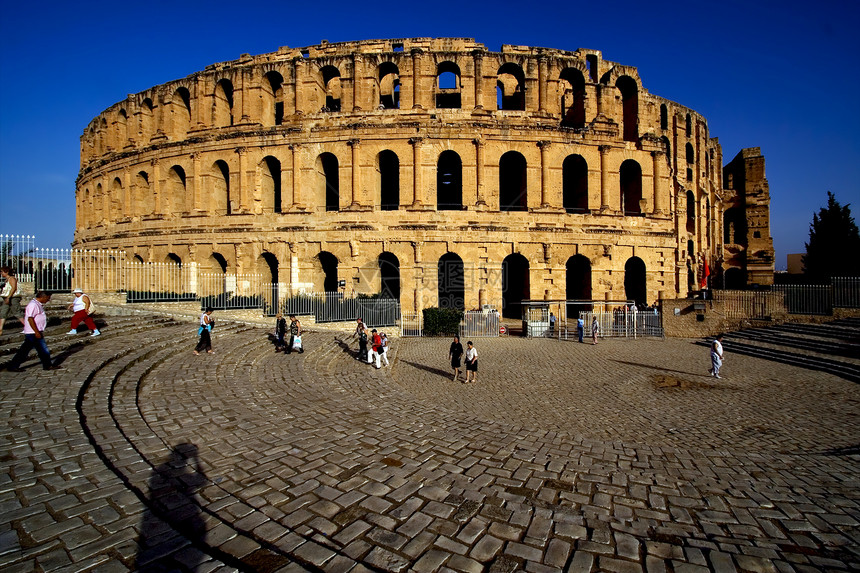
[1,0,858,270]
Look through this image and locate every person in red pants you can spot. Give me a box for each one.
[67,288,100,336]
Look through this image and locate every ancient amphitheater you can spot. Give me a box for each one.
[74,37,774,314]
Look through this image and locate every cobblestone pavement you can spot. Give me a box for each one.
[1,318,858,572]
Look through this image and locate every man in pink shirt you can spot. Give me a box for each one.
[6,291,61,371]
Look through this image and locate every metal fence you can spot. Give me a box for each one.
[580,310,664,338]
[282,292,399,326]
[714,290,784,319]
[715,278,860,318]
[400,312,422,337]
[460,311,499,338]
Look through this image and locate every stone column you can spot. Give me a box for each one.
[192,152,202,211]
[599,145,610,211]
[238,68,250,123]
[195,75,207,129]
[473,138,487,210]
[538,56,548,113]
[473,50,484,110]
[411,49,424,110]
[236,147,248,212]
[409,137,424,208]
[293,59,304,115]
[348,138,361,208]
[122,169,131,218]
[352,54,363,111]
[150,159,161,216]
[279,165,291,212]
[538,140,551,208]
[652,151,665,214]
[290,143,303,210]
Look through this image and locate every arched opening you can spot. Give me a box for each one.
[686,142,695,164]
[317,251,338,292]
[660,104,668,131]
[724,267,745,289]
[257,252,278,283]
[559,68,586,128]
[685,113,692,137]
[500,151,527,211]
[133,171,149,217]
[378,252,400,298]
[321,66,341,112]
[438,253,464,310]
[378,150,400,210]
[111,177,124,220]
[213,79,234,127]
[171,87,191,136]
[208,252,228,273]
[213,160,230,215]
[566,254,592,318]
[616,76,638,142]
[723,207,747,245]
[435,62,461,109]
[660,136,672,165]
[437,150,462,210]
[167,166,186,214]
[261,156,282,213]
[687,240,695,258]
[497,63,525,110]
[624,257,647,307]
[139,98,155,141]
[686,190,696,233]
[502,253,529,319]
[619,160,642,215]
[263,71,284,126]
[378,62,400,109]
[317,153,339,211]
[563,154,588,213]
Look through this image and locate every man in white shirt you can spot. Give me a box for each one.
[7,291,62,371]
[709,333,724,379]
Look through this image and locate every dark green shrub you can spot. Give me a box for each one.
[422,307,462,336]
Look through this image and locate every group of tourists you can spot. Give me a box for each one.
[448,335,478,383]
[273,313,304,354]
[353,317,390,369]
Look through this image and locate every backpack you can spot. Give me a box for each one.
[359,331,368,342]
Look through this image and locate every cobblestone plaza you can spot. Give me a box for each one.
[1,314,858,572]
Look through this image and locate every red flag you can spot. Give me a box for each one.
[700,257,710,289]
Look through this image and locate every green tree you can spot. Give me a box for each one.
[802,192,860,280]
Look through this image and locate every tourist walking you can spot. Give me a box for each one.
[0,266,24,335]
[67,288,100,336]
[709,334,724,379]
[369,329,383,369]
[549,312,556,334]
[577,317,584,343]
[354,318,369,362]
[591,316,599,344]
[379,332,390,367]
[286,314,303,354]
[194,307,214,355]
[6,291,61,371]
[448,335,464,381]
[274,313,287,351]
[464,341,478,383]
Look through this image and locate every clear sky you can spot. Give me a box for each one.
[1,0,858,270]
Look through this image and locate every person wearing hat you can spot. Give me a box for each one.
[68,288,100,336]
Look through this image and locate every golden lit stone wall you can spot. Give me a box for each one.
[74,37,771,312]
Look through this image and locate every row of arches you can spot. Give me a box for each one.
[82,150,649,221]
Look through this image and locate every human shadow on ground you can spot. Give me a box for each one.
[401,360,454,379]
[611,359,708,378]
[334,336,361,359]
[134,443,212,572]
[51,341,88,366]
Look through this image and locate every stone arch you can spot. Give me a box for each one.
[497,62,525,110]
[566,254,592,318]
[378,252,400,298]
[502,253,529,319]
[133,171,149,217]
[378,62,400,109]
[320,66,342,112]
[616,75,638,142]
[437,150,462,210]
[166,165,187,215]
[257,251,279,283]
[212,160,231,215]
[316,152,339,211]
[139,97,155,141]
[624,256,647,307]
[660,104,668,131]
[170,87,192,137]
[724,267,745,289]
[213,79,234,127]
[724,207,746,244]
[686,190,696,233]
[110,177,124,220]
[436,61,461,109]
[205,252,228,273]
[261,156,282,213]
[686,142,695,164]
[500,151,527,211]
[559,68,586,128]
[262,71,285,126]
[620,159,642,215]
[438,252,464,311]
[378,150,400,210]
[563,154,588,213]
[316,251,338,292]
[115,108,128,148]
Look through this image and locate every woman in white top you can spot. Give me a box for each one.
[0,266,23,334]
[194,307,214,355]
[464,341,478,383]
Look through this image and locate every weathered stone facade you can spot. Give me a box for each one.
[73,37,773,313]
